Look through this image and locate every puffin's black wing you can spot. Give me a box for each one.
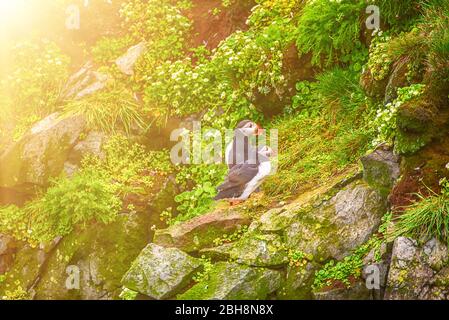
[214,164,259,200]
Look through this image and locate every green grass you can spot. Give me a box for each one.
[263,68,376,198]
[62,85,145,134]
[390,178,449,246]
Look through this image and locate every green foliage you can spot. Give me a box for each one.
[390,178,449,246]
[0,40,70,142]
[373,0,423,29]
[367,31,394,81]
[247,0,304,29]
[83,134,173,196]
[372,83,426,152]
[264,68,375,198]
[313,244,368,290]
[313,211,393,290]
[296,0,366,67]
[213,225,249,247]
[63,84,145,134]
[1,282,29,300]
[0,169,121,245]
[91,36,134,65]
[142,4,296,127]
[288,250,312,268]
[192,256,215,283]
[170,164,227,225]
[420,0,449,78]
[121,0,192,84]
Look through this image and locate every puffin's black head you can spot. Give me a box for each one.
[236,120,263,136]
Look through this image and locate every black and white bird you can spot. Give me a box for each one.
[225,120,262,170]
[215,146,273,204]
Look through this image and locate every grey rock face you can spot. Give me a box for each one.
[115,42,146,76]
[122,244,201,300]
[153,208,251,252]
[62,62,109,100]
[286,181,387,262]
[64,131,107,176]
[385,237,449,300]
[0,113,86,188]
[178,262,282,300]
[361,146,400,195]
[225,234,288,267]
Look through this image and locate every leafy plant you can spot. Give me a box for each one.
[170,164,227,225]
[296,0,365,67]
[213,225,249,247]
[83,134,173,196]
[313,238,377,290]
[372,83,426,151]
[91,35,134,65]
[192,256,215,283]
[0,169,121,245]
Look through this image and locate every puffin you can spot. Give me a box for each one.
[215,146,273,205]
[225,120,263,170]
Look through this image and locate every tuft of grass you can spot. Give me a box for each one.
[62,85,145,134]
[390,178,449,246]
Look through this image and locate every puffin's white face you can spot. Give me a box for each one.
[239,121,262,136]
[259,146,273,158]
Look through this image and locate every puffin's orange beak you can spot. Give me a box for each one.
[256,124,264,136]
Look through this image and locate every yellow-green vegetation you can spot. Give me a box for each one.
[0,40,70,142]
[83,134,173,196]
[63,85,146,135]
[391,178,449,246]
[1,0,449,301]
[0,169,121,246]
[372,83,426,154]
[213,225,249,247]
[192,256,215,283]
[312,240,374,290]
[288,250,312,268]
[264,68,376,198]
[296,0,367,67]
[313,212,392,291]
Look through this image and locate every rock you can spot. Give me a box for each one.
[122,244,201,300]
[313,282,372,300]
[0,113,86,188]
[153,208,251,252]
[0,174,177,300]
[285,181,387,262]
[31,210,152,300]
[281,262,317,300]
[199,244,233,261]
[61,62,109,100]
[0,244,49,299]
[360,67,389,99]
[384,58,410,104]
[0,234,17,274]
[361,146,400,196]
[64,131,107,176]
[228,234,288,267]
[385,237,449,300]
[178,262,281,300]
[115,42,146,76]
